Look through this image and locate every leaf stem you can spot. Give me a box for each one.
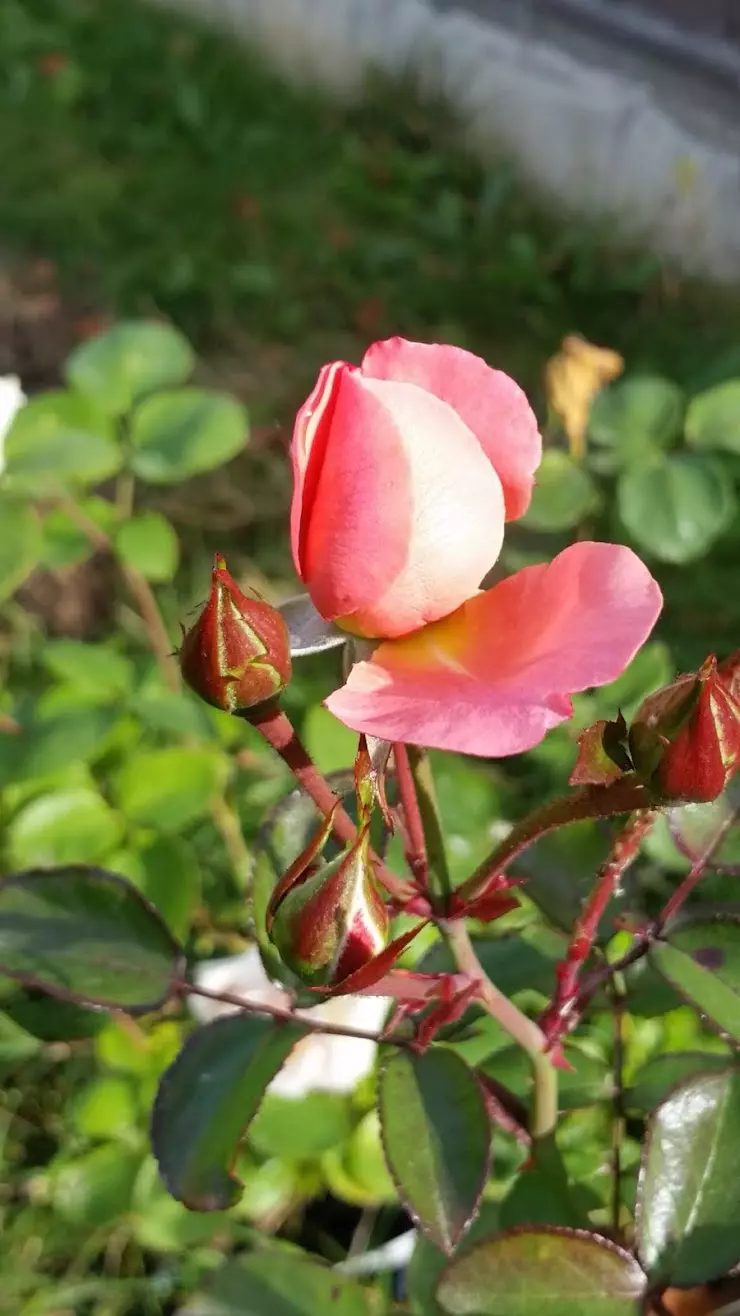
[393,743,428,885]
[457,778,653,905]
[407,746,451,904]
[182,979,412,1048]
[441,918,558,1140]
[249,704,412,903]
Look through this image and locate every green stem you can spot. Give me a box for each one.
[458,777,653,905]
[407,745,451,905]
[442,918,558,1140]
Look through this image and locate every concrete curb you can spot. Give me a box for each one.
[149,0,740,282]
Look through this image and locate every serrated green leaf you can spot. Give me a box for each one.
[65,321,195,415]
[618,454,735,563]
[3,390,122,491]
[0,866,184,1011]
[637,1068,740,1285]
[436,1228,645,1315]
[130,387,247,483]
[114,746,228,832]
[686,379,740,454]
[523,449,600,531]
[378,1048,490,1254]
[650,913,740,1042]
[115,512,179,582]
[0,500,42,599]
[152,1014,306,1209]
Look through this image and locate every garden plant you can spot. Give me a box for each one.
[2,320,740,1316]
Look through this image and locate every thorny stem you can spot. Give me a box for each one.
[407,745,451,903]
[393,742,428,886]
[458,778,653,905]
[539,809,658,1046]
[442,918,558,1140]
[575,794,740,1012]
[249,704,412,903]
[182,979,413,1048]
[59,495,180,691]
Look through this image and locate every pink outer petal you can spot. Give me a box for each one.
[362,338,542,521]
[294,365,505,638]
[326,542,663,756]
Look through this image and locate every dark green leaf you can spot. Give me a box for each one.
[114,512,180,582]
[617,454,735,564]
[65,320,195,415]
[523,450,600,531]
[650,912,740,1043]
[0,866,184,1011]
[500,1135,593,1229]
[627,1052,731,1114]
[419,930,564,999]
[0,500,42,600]
[590,375,684,460]
[7,788,125,866]
[685,380,740,454]
[3,390,122,490]
[436,1228,645,1315]
[152,1013,306,1209]
[178,1249,374,1315]
[130,387,247,483]
[378,1048,490,1253]
[114,746,228,831]
[637,1068,740,1285]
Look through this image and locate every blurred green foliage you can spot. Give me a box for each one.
[1,0,740,1310]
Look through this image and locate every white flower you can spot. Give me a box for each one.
[0,375,26,475]
[190,946,389,1099]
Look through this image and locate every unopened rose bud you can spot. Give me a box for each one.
[268,828,389,988]
[180,555,291,714]
[631,657,740,803]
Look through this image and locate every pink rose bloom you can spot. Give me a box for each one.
[291,337,662,756]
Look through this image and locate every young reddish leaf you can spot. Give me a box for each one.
[649,912,740,1043]
[569,715,632,787]
[0,866,183,1012]
[436,1227,646,1315]
[637,1069,740,1286]
[152,1013,306,1210]
[378,1048,490,1254]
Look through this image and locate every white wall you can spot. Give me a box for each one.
[148,0,740,282]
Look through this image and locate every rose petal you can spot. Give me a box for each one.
[327,542,663,756]
[294,364,504,637]
[362,338,541,520]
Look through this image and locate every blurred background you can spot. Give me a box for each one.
[1,0,740,1311]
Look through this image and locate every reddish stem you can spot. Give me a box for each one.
[250,704,412,902]
[540,809,657,1046]
[458,778,653,905]
[659,802,739,927]
[393,743,429,886]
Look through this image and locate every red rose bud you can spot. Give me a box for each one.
[268,827,389,987]
[631,657,740,803]
[180,555,291,713]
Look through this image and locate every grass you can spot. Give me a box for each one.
[3,0,740,424]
